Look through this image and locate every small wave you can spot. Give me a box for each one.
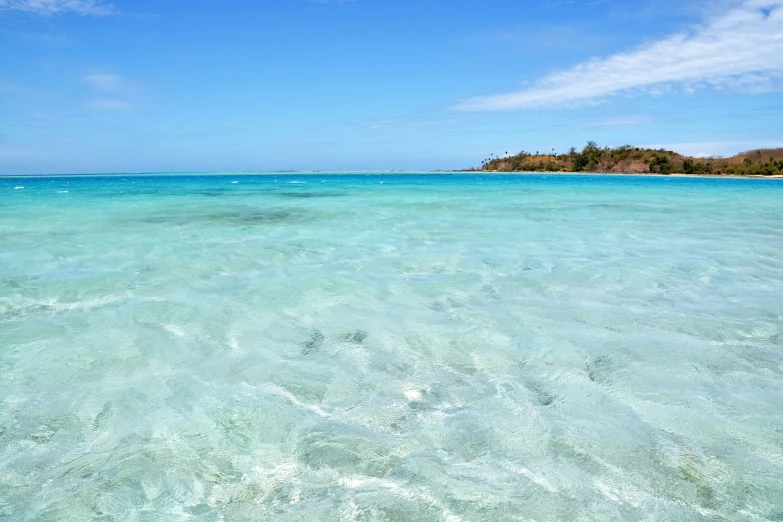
[57,190,69,194]
[244,383,330,417]
[403,389,424,403]
[164,324,186,337]
[288,181,306,184]
[15,186,24,189]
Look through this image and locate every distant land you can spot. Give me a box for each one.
[474,142,783,177]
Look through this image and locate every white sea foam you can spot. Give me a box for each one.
[164,324,186,337]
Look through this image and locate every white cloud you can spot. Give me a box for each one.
[456,0,783,111]
[85,74,122,90]
[84,74,134,110]
[0,0,116,16]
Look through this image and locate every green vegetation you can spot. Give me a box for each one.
[478,142,783,176]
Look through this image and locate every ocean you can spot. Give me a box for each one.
[1,173,782,521]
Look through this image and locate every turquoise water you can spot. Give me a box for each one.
[1,173,782,521]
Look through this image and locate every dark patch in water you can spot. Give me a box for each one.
[430,297,462,312]
[2,277,26,289]
[132,207,300,227]
[302,330,325,355]
[192,191,231,197]
[136,215,182,225]
[587,203,640,210]
[92,402,113,431]
[482,284,501,301]
[585,355,617,385]
[339,330,367,344]
[525,381,557,407]
[697,486,719,510]
[204,209,293,225]
[274,191,346,199]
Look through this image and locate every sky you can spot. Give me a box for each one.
[1,0,782,174]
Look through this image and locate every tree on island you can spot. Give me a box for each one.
[479,142,783,176]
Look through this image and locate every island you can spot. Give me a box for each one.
[476,142,783,176]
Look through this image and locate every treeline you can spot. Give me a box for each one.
[478,142,783,176]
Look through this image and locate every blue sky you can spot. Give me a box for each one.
[1,0,782,173]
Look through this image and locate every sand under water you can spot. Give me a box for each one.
[1,173,782,521]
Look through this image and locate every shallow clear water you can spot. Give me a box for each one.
[1,173,782,521]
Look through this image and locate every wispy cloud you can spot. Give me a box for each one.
[0,0,116,16]
[582,115,655,128]
[85,73,123,91]
[0,27,70,44]
[84,73,134,110]
[456,0,783,111]
[0,145,45,159]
